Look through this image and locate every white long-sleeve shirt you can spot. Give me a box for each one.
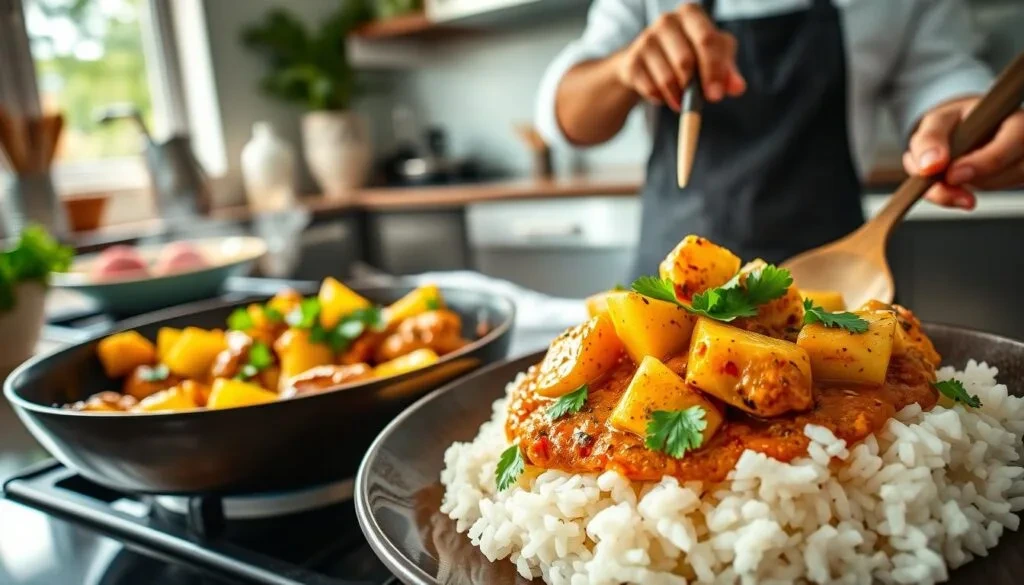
[535,0,994,178]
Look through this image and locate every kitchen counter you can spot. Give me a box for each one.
[64,171,1023,255]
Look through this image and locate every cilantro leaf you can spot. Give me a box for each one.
[645,406,707,459]
[689,287,758,321]
[743,265,793,305]
[236,364,260,380]
[350,306,386,332]
[263,306,284,323]
[547,384,588,420]
[138,364,170,382]
[248,341,273,369]
[802,299,869,333]
[425,296,441,311]
[612,283,626,291]
[324,306,386,352]
[495,444,526,492]
[286,298,322,329]
[228,308,254,331]
[630,276,681,306]
[934,379,982,408]
[236,341,274,380]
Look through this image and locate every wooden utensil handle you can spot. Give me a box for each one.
[870,51,1024,234]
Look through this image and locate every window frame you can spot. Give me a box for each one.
[0,0,216,196]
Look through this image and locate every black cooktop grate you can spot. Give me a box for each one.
[3,460,397,585]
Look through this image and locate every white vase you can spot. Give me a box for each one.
[241,122,297,212]
[0,282,46,376]
[302,110,372,200]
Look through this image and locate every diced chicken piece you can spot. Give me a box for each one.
[280,363,374,398]
[375,310,468,363]
[859,300,940,368]
[732,259,804,341]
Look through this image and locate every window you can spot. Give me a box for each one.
[0,0,190,194]
[25,0,155,162]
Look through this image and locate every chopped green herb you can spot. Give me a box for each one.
[802,299,869,333]
[227,308,254,331]
[743,265,793,305]
[934,379,982,408]
[425,296,441,311]
[547,384,588,420]
[632,265,792,323]
[611,283,626,291]
[495,444,526,491]
[350,306,386,332]
[631,276,682,306]
[645,406,707,459]
[236,341,274,380]
[688,287,759,322]
[138,364,170,382]
[248,341,273,369]
[286,298,322,329]
[236,364,260,380]
[263,306,284,323]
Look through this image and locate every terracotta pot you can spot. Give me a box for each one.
[302,111,373,200]
[0,282,46,376]
[63,194,109,232]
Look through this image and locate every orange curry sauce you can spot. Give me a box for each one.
[506,352,938,483]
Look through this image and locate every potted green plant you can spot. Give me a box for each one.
[242,3,373,199]
[0,226,73,375]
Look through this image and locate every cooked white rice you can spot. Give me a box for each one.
[440,360,1024,585]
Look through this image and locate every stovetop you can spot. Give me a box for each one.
[2,460,397,585]
[2,276,400,585]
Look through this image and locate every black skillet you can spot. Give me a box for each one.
[3,283,515,495]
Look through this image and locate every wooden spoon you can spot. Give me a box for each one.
[782,52,1024,309]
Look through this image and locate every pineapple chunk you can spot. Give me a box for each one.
[609,356,723,444]
[319,277,371,328]
[132,386,199,413]
[686,318,813,417]
[606,291,695,362]
[797,310,896,385]
[207,378,279,410]
[732,259,804,340]
[156,327,182,362]
[373,348,440,378]
[859,300,940,367]
[659,235,740,304]
[533,314,623,398]
[801,290,846,312]
[585,290,617,318]
[161,328,227,380]
[386,284,443,327]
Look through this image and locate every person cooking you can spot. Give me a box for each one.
[535,0,1024,272]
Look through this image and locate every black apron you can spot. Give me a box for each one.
[634,0,864,275]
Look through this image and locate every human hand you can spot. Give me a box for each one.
[613,3,746,111]
[903,96,1024,210]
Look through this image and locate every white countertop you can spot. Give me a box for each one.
[863,191,1024,221]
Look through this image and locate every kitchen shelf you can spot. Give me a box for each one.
[351,12,460,39]
[350,0,589,42]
